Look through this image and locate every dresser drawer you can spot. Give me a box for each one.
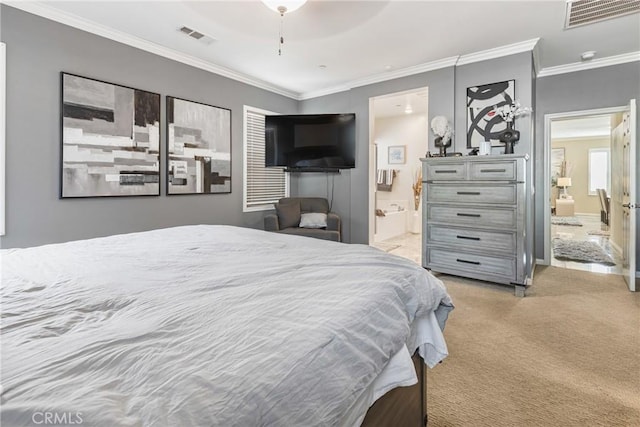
[428,205,517,228]
[468,160,517,180]
[427,225,516,253]
[424,162,466,181]
[427,184,517,204]
[426,248,516,278]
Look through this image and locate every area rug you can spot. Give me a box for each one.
[552,238,615,265]
[587,229,611,236]
[551,216,583,226]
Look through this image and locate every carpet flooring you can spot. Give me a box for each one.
[552,238,616,265]
[427,266,640,426]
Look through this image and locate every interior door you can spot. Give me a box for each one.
[621,100,637,291]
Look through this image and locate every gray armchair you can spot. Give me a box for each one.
[265,197,341,242]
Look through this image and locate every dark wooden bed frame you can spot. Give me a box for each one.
[361,352,427,426]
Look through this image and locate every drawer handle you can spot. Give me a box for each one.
[434,170,458,174]
[457,235,480,241]
[457,191,481,195]
[480,168,506,173]
[456,213,481,218]
[457,258,481,265]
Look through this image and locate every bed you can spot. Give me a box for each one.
[1,225,453,426]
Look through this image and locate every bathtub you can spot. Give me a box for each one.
[375,200,408,242]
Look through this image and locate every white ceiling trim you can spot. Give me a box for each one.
[298,56,459,100]
[456,38,540,66]
[6,1,301,100]
[538,51,640,77]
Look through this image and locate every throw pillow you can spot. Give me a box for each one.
[275,202,301,229]
[299,213,328,229]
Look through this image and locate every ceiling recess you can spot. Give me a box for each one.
[179,26,215,45]
[565,0,640,29]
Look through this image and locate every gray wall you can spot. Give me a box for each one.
[0,5,298,248]
[298,54,535,246]
[454,52,534,157]
[298,67,455,244]
[535,61,640,271]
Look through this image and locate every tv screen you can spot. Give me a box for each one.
[265,114,356,170]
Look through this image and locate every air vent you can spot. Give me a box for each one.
[178,26,216,45]
[565,0,640,29]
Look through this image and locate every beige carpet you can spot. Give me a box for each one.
[427,266,640,426]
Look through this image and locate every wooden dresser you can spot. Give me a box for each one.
[421,155,531,296]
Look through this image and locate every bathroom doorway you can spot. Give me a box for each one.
[368,87,428,264]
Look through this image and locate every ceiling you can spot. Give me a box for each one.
[12,1,640,99]
[373,88,428,119]
[551,115,613,139]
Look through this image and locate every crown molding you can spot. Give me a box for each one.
[457,38,540,66]
[299,56,459,100]
[4,1,302,100]
[537,51,640,77]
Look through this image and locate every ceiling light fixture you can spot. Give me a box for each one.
[404,95,413,114]
[580,50,596,61]
[261,0,307,56]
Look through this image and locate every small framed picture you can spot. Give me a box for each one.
[388,146,406,164]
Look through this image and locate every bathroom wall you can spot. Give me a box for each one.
[374,114,427,208]
[374,113,427,240]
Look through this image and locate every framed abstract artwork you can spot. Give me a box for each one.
[466,79,515,148]
[61,73,161,198]
[166,97,231,195]
[388,146,406,164]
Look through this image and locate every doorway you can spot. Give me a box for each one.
[543,103,636,290]
[367,87,428,264]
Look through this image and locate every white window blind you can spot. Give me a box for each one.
[243,106,288,212]
[588,148,610,196]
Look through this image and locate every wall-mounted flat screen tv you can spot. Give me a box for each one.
[265,114,356,171]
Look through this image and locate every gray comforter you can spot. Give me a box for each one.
[1,225,452,426]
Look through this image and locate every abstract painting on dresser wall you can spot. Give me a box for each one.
[61,73,160,198]
[466,79,515,148]
[166,97,231,195]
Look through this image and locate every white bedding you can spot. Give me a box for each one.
[1,225,453,426]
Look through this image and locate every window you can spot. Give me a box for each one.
[588,148,610,196]
[243,106,289,212]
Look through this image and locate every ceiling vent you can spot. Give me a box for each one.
[565,0,640,29]
[178,26,216,45]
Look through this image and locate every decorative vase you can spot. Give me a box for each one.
[499,121,520,154]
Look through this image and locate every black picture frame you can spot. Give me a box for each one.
[166,96,232,195]
[466,79,515,148]
[60,72,161,198]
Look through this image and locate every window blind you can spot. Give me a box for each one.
[244,107,288,211]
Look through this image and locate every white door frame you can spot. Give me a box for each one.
[542,105,627,265]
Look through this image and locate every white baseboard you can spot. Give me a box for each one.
[575,212,599,217]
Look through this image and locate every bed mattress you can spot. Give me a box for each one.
[1,225,452,426]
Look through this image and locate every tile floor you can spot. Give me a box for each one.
[550,214,623,275]
[371,214,624,277]
[371,232,422,265]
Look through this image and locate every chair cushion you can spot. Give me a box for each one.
[279,197,329,214]
[275,201,301,229]
[299,213,327,229]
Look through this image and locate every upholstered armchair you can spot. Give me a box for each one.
[264,197,341,242]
